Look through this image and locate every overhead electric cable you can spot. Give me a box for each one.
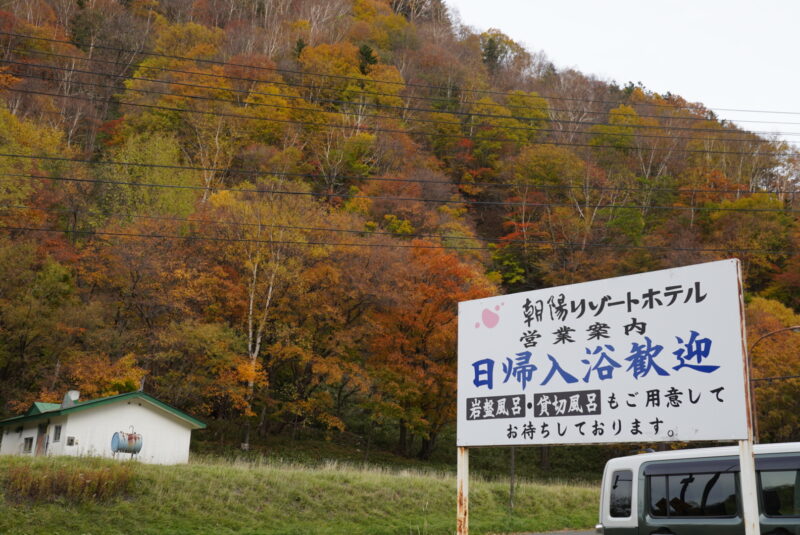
[3,86,793,158]
[2,203,483,242]
[751,375,800,383]
[4,30,800,116]
[0,225,489,250]
[7,44,800,129]
[6,204,798,254]
[1,153,797,197]
[1,224,794,256]
[4,171,798,213]
[8,64,799,145]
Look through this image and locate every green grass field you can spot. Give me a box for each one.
[0,455,598,535]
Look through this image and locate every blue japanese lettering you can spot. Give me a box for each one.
[625,337,670,379]
[472,358,495,389]
[673,331,719,373]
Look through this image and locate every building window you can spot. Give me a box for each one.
[761,470,800,517]
[22,437,33,453]
[610,470,633,517]
[53,425,62,443]
[66,436,75,446]
[648,472,737,517]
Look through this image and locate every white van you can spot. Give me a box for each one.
[596,442,800,535]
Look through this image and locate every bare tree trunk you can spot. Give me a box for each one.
[398,420,408,456]
[539,445,550,471]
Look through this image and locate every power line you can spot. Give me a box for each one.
[0,133,789,197]
[5,31,571,112]
[5,170,799,213]
[751,374,800,384]
[0,225,490,250]
[9,45,800,133]
[1,152,797,199]
[4,68,567,142]
[9,63,798,146]
[4,86,794,158]
[6,66,780,147]
[5,30,800,117]
[6,203,796,254]
[1,222,794,256]
[12,48,800,135]
[2,203,485,242]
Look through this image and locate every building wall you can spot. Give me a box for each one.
[0,423,39,456]
[45,415,69,457]
[61,401,193,465]
[1,401,194,465]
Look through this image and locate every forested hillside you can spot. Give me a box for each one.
[0,0,797,460]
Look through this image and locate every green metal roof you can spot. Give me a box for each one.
[0,391,206,429]
[26,402,61,416]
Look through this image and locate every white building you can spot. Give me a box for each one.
[0,390,206,465]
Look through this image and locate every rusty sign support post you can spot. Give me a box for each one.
[737,265,761,535]
[739,438,760,535]
[457,446,469,535]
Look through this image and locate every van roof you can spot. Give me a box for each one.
[605,442,800,472]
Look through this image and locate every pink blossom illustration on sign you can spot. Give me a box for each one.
[475,302,504,329]
[482,308,500,328]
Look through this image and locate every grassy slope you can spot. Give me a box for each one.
[0,456,598,535]
[192,432,613,483]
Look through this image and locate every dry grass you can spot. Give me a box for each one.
[6,459,133,503]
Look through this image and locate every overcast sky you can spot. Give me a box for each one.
[445,0,800,147]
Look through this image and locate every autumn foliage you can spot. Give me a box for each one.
[0,0,796,457]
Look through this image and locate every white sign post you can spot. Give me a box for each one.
[456,259,758,535]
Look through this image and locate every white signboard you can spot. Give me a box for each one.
[457,259,748,447]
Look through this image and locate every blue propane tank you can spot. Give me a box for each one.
[111,431,143,454]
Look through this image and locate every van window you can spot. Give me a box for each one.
[648,472,737,517]
[761,470,800,517]
[650,475,668,516]
[609,470,633,517]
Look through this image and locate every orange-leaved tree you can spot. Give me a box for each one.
[370,241,495,458]
[746,297,800,443]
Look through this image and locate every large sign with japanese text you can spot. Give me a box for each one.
[457,259,748,447]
